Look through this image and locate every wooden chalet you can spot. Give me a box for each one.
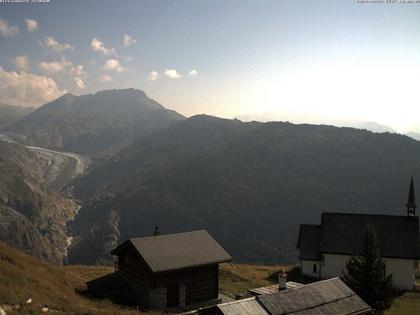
[109,230,232,310]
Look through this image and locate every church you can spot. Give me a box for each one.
[297,178,420,291]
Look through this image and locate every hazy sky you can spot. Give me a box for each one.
[1,0,420,132]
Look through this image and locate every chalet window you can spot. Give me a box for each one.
[313,263,317,273]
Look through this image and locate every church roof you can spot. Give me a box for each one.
[111,230,231,273]
[298,212,420,260]
[297,224,322,260]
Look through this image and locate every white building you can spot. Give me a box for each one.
[297,178,419,291]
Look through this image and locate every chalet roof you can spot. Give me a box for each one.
[217,297,269,315]
[217,278,371,315]
[111,230,231,273]
[297,212,420,260]
[257,277,371,315]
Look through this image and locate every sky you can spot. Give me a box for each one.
[1,0,420,132]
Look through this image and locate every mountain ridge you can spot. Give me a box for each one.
[5,88,185,157]
[69,115,420,264]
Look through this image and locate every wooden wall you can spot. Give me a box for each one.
[115,245,220,307]
[155,264,219,305]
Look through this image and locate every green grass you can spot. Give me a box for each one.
[4,241,420,315]
[0,242,159,315]
[219,263,301,297]
[386,292,420,315]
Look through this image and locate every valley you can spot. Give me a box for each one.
[3,89,420,267]
[0,136,88,264]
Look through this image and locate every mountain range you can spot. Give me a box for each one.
[2,88,420,266]
[68,114,420,264]
[4,89,185,158]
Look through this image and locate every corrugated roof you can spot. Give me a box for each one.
[217,297,269,315]
[248,282,304,296]
[297,225,322,261]
[298,213,420,260]
[112,230,231,273]
[257,277,371,315]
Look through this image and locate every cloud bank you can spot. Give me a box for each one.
[0,66,66,107]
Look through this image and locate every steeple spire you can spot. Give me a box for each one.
[406,177,416,217]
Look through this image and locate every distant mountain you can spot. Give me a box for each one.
[238,113,396,134]
[69,116,420,264]
[348,121,396,133]
[5,89,185,157]
[0,141,79,264]
[0,103,33,129]
[406,132,420,141]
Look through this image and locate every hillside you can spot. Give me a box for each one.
[69,115,420,264]
[0,241,156,315]
[0,103,33,129]
[4,89,185,157]
[0,141,81,264]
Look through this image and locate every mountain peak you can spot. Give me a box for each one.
[93,88,147,98]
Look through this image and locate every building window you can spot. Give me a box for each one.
[313,263,317,273]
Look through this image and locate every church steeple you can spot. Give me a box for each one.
[406,177,416,217]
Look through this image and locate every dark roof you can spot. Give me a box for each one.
[297,212,420,260]
[297,225,322,260]
[257,277,371,315]
[111,230,231,273]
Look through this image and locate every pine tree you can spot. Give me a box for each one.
[342,224,394,314]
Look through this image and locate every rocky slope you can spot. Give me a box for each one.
[0,141,83,264]
[69,115,420,264]
[5,89,185,158]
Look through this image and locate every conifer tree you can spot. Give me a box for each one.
[342,224,394,314]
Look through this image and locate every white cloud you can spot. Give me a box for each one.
[0,18,19,37]
[12,55,30,71]
[70,65,85,77]
[123,35,136,46]
[90,37,116,55]
[148,71,158,81]
[38,58,72,73]
[74,76,86,89]
[99,74,112,82]
[0,66,66,107]
[25,18,38,32]
[40,36,75,52]
[165,69,181,79]
[103,59,123,72]
[188,69,198,77]
[70,65,87,89]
